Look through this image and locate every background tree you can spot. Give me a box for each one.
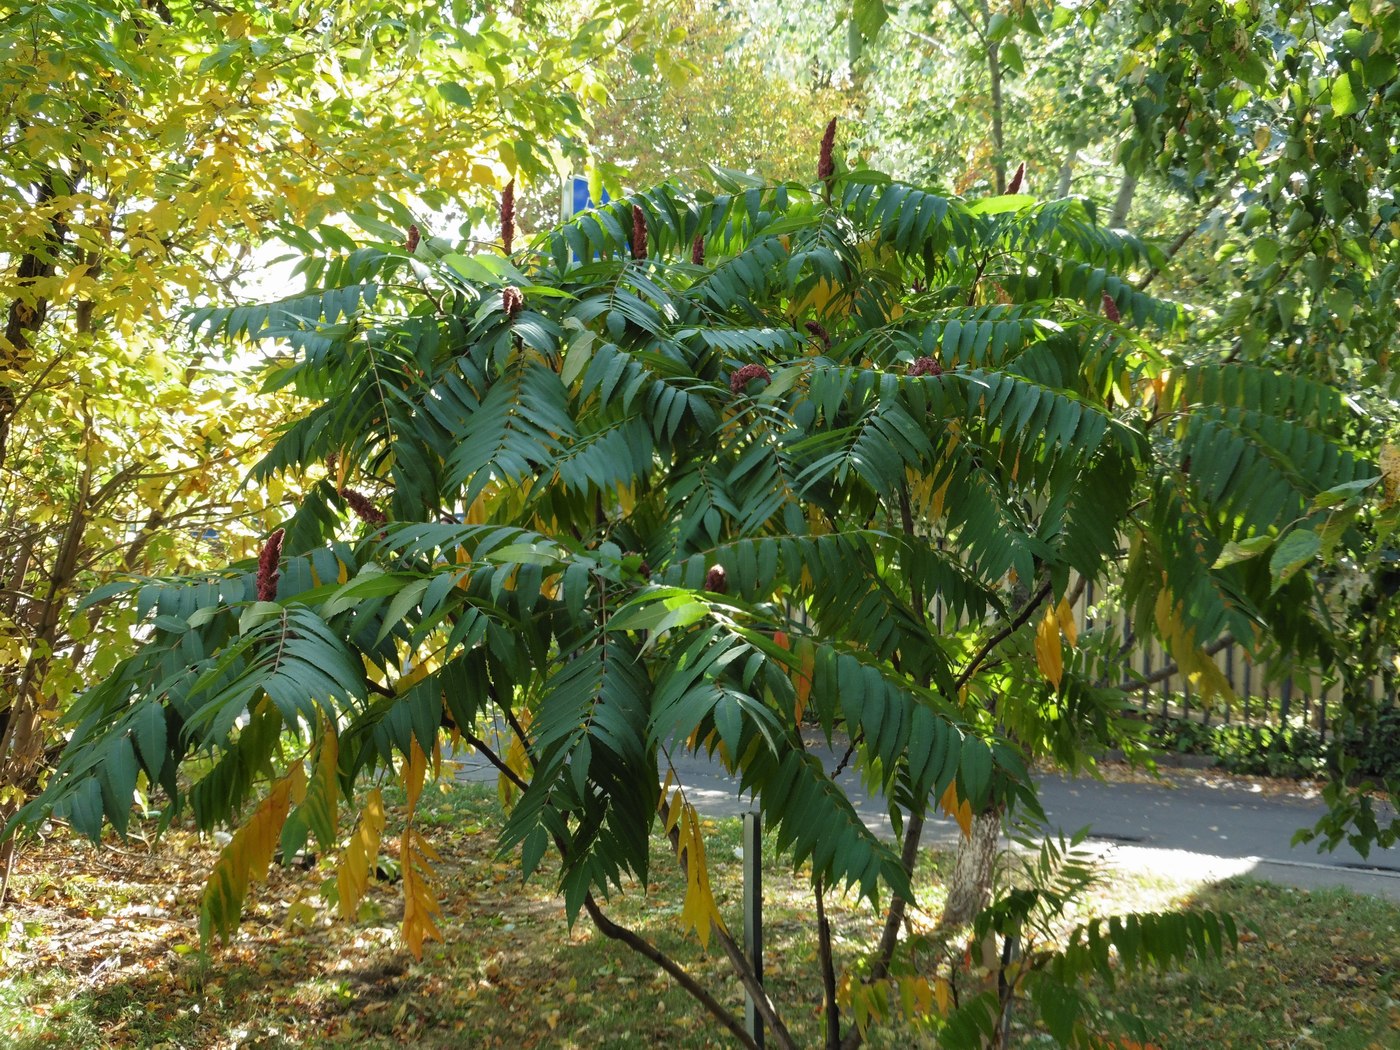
[591,0,846,188]
[1109,0,1400,852]
[807,0,1400,852]
[0,0,672,896]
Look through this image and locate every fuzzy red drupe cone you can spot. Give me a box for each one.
[1102,292,1121,323]
[339,487,387,525]
[804,320,832,350]
[729,363,772,394]
[703,565,728,594]
[1007,162,1025,194]
[502,286,524,318]
[691,233,705,266]
[818,118,837,184]
[256,528,284,602]
[908,356,943,377]
[404,224,420,254]
[631,205,648,260]
[501,180,515,256]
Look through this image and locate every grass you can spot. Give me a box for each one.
[1110,881,1400,1049]
[2,780,1397,1048]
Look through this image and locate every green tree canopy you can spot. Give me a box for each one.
[0,0,673,891]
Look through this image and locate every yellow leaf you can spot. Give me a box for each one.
[938,780,973,838]
[399,736,444,959]
[402,736,428,810]
[1035,607,1063,689]
[1153,588,1236,704]
[676,801,724,947]
[497,711,532,809]
[934,977,952,1015]
[337,788,386,921]
[1056,596,1078,647]
[662,786,685,835]
[616,482,636,516]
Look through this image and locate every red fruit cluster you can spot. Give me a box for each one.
[818,118,837,183]
[908,356,943,377]
[501,180,515,256]
[729,363,772,393]
[703,565,728,594]
[1102,292,1121,323]
[804,320,832,349]
[256,528,284,602]
[404,224,420,254]
[631,205,648,260]
[339,487,387,525]
[691,233,705,266]
[1007,162,1026,194]
[502,286,525,318]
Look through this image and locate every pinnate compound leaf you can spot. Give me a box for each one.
[401,825,444,959]
[337,787,387,921]
[668,792,724,948]
[200,765,304,947]
[281,723,340,860]
[400,738,444,958]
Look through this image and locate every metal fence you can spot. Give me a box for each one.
[1071,581,1397,741]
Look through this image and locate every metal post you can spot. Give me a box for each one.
[742,811,765,1048]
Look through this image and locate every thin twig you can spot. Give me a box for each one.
[953,580,1055,694]
[1106,634,1235,692]
[830,733,860,779]
[839,812,926,1050]
[461,731,528,792]
[584,894,761,1050]
[816,879,841,1050]
[469,732,760,1046]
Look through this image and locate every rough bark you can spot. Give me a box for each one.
[940,807,1002,928]
[2,173,69,473]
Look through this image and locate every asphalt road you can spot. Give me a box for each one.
[452,731,1400,901]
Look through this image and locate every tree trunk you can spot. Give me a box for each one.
[1109,170,1138,228]
[1055,152,1077,198]
[0,442,92,903]
[988,41,1006,194]
[940,807,1002,928]
[1,172,69,473]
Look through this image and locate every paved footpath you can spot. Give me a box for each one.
[454,732,1400,901]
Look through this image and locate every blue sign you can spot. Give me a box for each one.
[568,174,610,217]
